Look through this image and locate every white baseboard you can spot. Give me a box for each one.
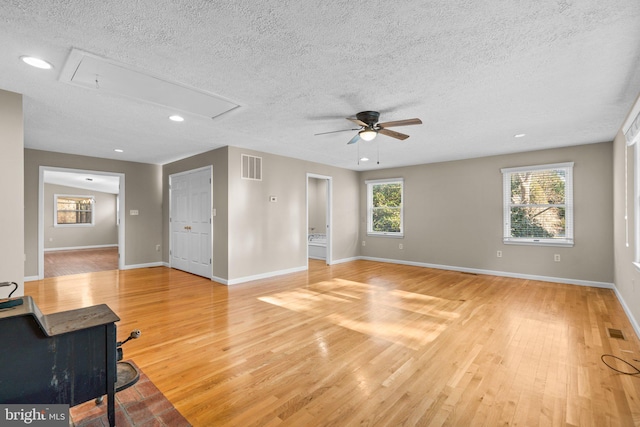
[358,256,615,289]
[121,262,165,270]
[24,276,40,282]
[44,244,118,252]
[612,286,640,340]
[225,265,308,286]
[331,256,360,265]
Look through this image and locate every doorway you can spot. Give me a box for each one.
[38,166,125,279]
[307,174,332,265]
[169,166,213,278]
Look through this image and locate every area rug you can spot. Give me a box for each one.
[70,361,191,427]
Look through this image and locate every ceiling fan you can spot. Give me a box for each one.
[315,111,422,145]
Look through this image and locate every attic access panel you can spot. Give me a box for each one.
[59,49,239,120]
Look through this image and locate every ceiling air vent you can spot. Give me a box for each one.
[623,95,640,146]
[241,154,262,181]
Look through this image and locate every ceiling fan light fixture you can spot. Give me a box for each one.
[359,129,377,141]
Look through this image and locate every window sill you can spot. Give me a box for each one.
[503,239,573,248]
[367,233,404,238]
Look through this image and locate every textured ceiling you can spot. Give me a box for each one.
[1,1,639,170]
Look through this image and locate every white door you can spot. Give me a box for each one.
[170,168,212,278]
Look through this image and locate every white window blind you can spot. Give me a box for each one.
[501,163,573,246]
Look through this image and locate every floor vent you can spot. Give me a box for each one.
[607,328,626,340]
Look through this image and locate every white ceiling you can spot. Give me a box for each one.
[44,170,120,194]
[1,1,639,171]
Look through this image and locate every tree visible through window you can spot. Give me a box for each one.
[366,179,403,236]
[55,195,95,226]
[502,163,573,246]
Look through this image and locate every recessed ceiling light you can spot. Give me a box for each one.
[514,133,526,138]
[20,56,53,69]
[360,157,370,162]
[114,149,124,153]
[169,115,184,122]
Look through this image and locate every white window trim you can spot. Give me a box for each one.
[633,145,640,271]
[365,178,404,237]
[54,194,95,227]
[501,162,574,247]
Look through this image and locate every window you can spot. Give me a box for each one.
[55,194,95,226]
[366,178,403,237]
[624,95,640,269]
[501,163,573,246]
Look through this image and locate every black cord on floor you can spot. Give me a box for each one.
[0,281,18,298]
[601,354,640,376]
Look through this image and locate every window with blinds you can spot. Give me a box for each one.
[501,163,574,246]
[55,194,95,226]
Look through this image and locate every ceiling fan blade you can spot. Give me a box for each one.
[347,117,368,127]
[378,118,422,128]
[347,133,361,145]
[379,128,410,140]
[314,128,359,136]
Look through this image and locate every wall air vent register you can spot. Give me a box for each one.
[241,154,262,181]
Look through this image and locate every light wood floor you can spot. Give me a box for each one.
[25,260,640,426]
[44,247,119,278]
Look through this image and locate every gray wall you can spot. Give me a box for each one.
[613,94,640,333]
[162,146,360,282]
[360,142,614,284]
[162,146,229,280]
[226,146,360,281]
[0,89,24,296]
[44,183,118,250]
[24,149,163,277]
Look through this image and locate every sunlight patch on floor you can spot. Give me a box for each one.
[258,279,462,350]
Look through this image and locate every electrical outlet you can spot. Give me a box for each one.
[155,244,160,252]
[554,254,561,262]
[497,250,502,258]
[362,241,366,246]
[399,243,403,250]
